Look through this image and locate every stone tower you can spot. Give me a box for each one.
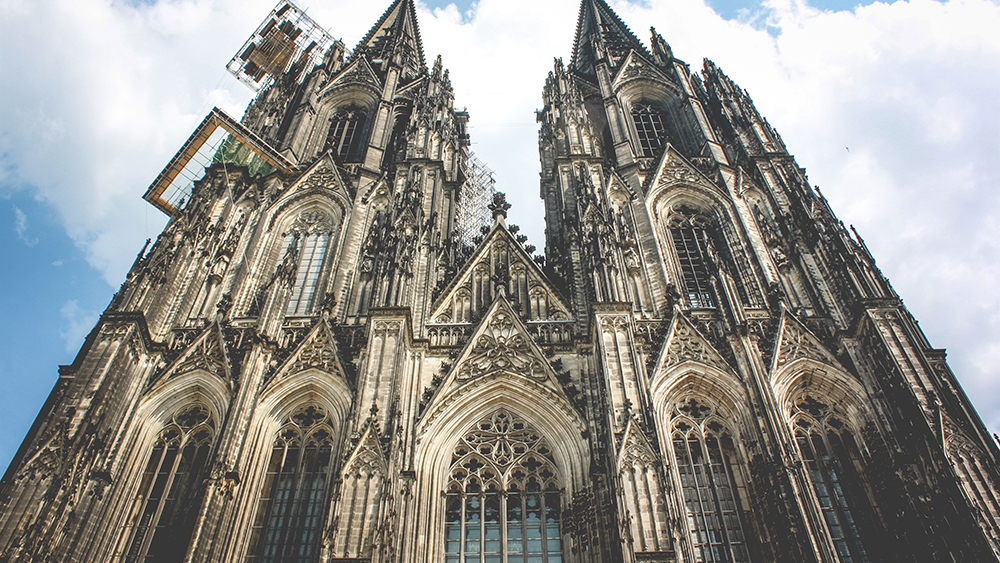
[1,1,998,562]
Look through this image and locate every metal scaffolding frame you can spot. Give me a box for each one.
[227,1,335,91]
[456,152,496,248]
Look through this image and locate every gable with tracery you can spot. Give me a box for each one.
[428,220,572,341]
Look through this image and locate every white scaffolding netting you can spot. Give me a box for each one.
[456,152,496,248]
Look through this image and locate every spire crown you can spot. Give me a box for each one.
[571,0,649,77]
[352,0,427,78]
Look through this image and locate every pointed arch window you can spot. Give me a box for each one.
[670,225,717,309]
[280,210,335,316]
[326,106,367,162]
[445,410,563,563]
[670,401,750,563]
[125,406,215,563]
[793,410,877,563]
[631,102,669,158]
[247,405,335,562]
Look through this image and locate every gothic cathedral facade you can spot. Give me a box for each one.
[2,1,998,562]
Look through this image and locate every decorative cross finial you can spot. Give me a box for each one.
[488,192,511,220]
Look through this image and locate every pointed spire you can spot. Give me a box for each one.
[353,0,427,78]
[650,26,673,64]
[571,0,649,77]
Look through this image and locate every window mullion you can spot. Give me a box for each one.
[143,440,185,559]
[692,436,719,563]
[521,494,528,563]
[705,437,738,563]
[500,492,507,563]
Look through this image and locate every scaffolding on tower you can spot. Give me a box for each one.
[457,152,497,248]
[227,1,335,91]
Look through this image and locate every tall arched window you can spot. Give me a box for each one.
[125,405,215,563]
[793,411,877,563]
[631,102,669,158]
[280,210,334,316]
[670,399,751,563]
[247,405,335,562]
[445,410,563,563]
[326,106,367,162]
[669,225,717,309]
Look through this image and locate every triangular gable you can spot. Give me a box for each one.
[618,417,659,468]
[320,56,382,95]
[656,313,730,374]
[395,75,428,99]
[644,144,725,200]
[435,296,566,396]
[772,312,845,374]
[606,169,636,207]
[612,50,674,90]
[266,155,354,229]
[155,323,230,385]
[428,220,571,324]
[341,423,388,477]
[269,321,350,384]
[571,0,649,77]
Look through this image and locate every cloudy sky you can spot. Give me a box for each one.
[1,0,997,473]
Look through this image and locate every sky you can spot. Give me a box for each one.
[0,0,997,474]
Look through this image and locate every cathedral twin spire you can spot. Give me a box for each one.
[353,0,427,79]
[2,2,998,563]
[571,0,652,76]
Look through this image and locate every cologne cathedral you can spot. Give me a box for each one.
[1,0,998,562]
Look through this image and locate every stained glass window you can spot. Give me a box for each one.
[632,102,669,158]
[326,106,367,162]
[671,409,750,563]
[125,406,215,562]
[445,410,563,563]
[795,421,873,563]
[248,405,334,562]
[670,226,716,309]
[280,210,334,316]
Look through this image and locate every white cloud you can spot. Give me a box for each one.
[1,0,997,434]
[59,300,99,353]
[12,206,37,246]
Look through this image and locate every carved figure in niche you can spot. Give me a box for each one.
[625,246,641,271]
[275,232,302,285]
[772,246,789,268]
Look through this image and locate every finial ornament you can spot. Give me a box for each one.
[488,192,511,220]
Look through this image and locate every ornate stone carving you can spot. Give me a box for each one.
[343,426,387,478]
[289,326,340,374]
[298,165,340,192]
[658,160,702,185]
[774,314,840,370]
[448,409,558,491]
[600,315,630,334]
[373,320,404,335]
[173,329,227,378]
[457,310,545,381]
[661,315,729,372]
[619,422,659,470]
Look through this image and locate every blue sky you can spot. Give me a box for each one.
[0,196,112,472]
[1,0,998,475]
[420,0,876,26]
